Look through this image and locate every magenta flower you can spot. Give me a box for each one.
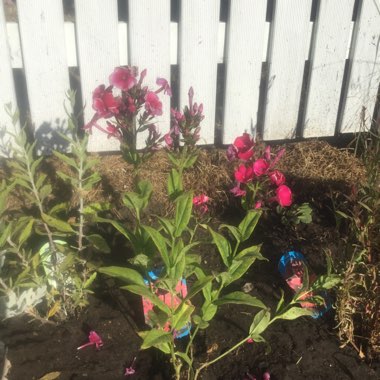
[124,357,136,376]
[262,372,270,380]
[276,185,292,207]
[233,133,254,161]
[231,184,246,197]
[254,201,263,209]
[193,194,210,214]
[77,330,103,351]
[92,85,120,118]
[145,91,163,116]
[268,170,285,186]
[109,66,137,91]
[156,77,172,96]
[235,164,254,184]
[253,159,269,176]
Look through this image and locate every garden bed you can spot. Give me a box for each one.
[1,140,379,380]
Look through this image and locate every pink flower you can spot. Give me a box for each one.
[254,201,263,209]
[164,132,173,147]
[262,372,270,380]
[233,133,254,161]
[253,159,269,176]
[230,184,246,197]
[156,77,172,96]
[145,91,163,116]
[234,165,254,184]
[109,66,137,91]
[77,330,103,351]
[246,338,254,343]
[193,194,210,214]
[276,185,292,207]
[268,170,285,186]
[92,85,120,118]
[124,357,136,376]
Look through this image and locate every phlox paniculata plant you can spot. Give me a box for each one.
[84,66,171,168]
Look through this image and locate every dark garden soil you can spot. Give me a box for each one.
[1,141,379,379]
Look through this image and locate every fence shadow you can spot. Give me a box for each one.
[34,120,70,155]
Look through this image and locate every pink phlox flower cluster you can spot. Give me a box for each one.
[77,330,103,351]
[84,66,171,152]
[227,134,292,208]
[164,87,204,149]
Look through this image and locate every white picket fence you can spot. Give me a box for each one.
[0,0,379,154]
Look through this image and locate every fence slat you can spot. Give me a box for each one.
[75,0,120,152]
[303,0,355,138]
[179,0,220,145]
[222,0,267,144]
[341,0,380,133]
[129,0,171,149]
[0,1,18,156]
[17,0,70,154]
[263,0,312,140]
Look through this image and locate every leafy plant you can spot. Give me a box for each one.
[0,97,105,319]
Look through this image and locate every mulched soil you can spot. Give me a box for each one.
[0,140,379,379]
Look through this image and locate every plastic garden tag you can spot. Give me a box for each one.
[278,250,331,319]
[142,269,190,338]
[38,240,70,288]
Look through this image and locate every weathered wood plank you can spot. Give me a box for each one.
[264,0,313,140]
[128,0,171,149]
[341,0,380,133]
[75,0,120,152]
[303,0,355,138]
[222,0,267,144]
[17,0,70,154]
[179,0,220,144]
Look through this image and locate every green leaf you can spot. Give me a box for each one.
[184,275,214,302]
[214,291,266,309]
[277,307,314,320]
[86,234,110,253]
[238,210,261,241]
[41,213,74,233]
[201,302,218,322]
[35,173,48,190]
[30,156,43,176]
[193,314,210,329]
[50,202,70,216]
[249,309,271,337]
[39,184,52,201]
[123,284,171,314]
[139,329,172,350]
[83,202,111,214]
[172,302,195,330]
[311,274,341,290]
[194,267,212,301]
[168,168,183,199]
[53,151,77,169]
[219,224,242,243]
[95,216,134,241]
[137,180,153,209]
[83,272,97,289]
[234,245,265,261]
[98,266,145,286]
[143,225,170,267]
[174,192,193,237]
[18,218,34,246]
[208,227,231,267]
[183,151,199,169]
[157,217,175,237]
